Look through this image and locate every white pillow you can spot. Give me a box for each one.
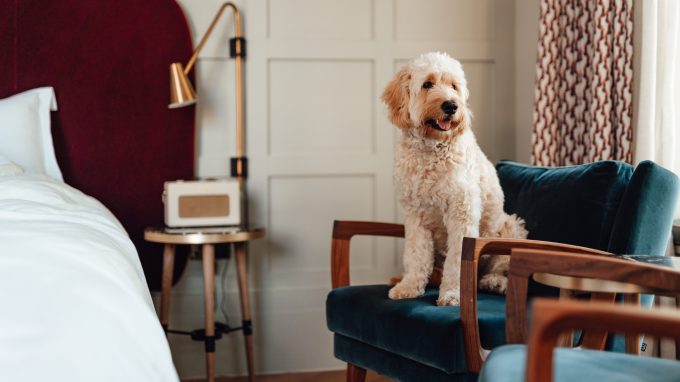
[0,155,24,176]
[0,87,62,180]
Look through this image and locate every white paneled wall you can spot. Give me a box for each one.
[161,0,517,378]
[268,60,376,156]
[394,0,493,42]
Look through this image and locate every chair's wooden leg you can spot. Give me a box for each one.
[160,244,175,334]
[347,363,367,382]
[235,243,255,382]
[557,289,575,347]
[675,294,680,360]
[580,292,616,350]
[202,244,216,382]
[624,293,641,355]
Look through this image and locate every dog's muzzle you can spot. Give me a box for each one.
[426,118,452,131]
[425,101,458,131]
[441,101,458,115]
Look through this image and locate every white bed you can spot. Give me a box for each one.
[0,173,178,381]
[0,1,196,378]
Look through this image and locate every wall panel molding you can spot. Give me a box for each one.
[267,59,376,157]
[267,0,375,40]
[266,174,378,273]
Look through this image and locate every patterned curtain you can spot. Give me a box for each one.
[531,0,634,166]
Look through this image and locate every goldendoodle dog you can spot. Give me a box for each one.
[382,52,528,306]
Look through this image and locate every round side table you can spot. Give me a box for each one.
[145,226,265,382]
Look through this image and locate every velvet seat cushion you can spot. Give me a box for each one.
[334,334,475,382]
[478,344,680,382]
[326,285,506,374]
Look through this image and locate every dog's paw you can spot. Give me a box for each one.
[437,290,460,306]
[388,282,423,300]
[479,274,508,295]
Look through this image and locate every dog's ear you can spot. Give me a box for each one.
[381,66,411,129]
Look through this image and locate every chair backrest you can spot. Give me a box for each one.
[499,160,680,350]
[497,160,679,258]
[608,161,680,256]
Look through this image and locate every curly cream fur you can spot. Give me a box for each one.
[381,52,528,306]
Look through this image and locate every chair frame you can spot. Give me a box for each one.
[330,220,610,379]
[503,248,680,381]
[506,248,680,347]
[526,298,680,382]
[459,237,607,371]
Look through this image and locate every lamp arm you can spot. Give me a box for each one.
[176,0,248,209]
[184,2,242,74]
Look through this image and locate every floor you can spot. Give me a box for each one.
[184,370,389,382]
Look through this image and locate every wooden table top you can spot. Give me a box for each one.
[144,226,266,245]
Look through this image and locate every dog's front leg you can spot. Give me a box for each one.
[438,197,481,306]
[389,213,434,300]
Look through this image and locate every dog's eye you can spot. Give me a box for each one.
[422,81,434,89]
[451,83,458,91]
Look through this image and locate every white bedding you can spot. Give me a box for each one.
[0,174,178,381]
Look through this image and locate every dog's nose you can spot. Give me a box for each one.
[441,101,458,115]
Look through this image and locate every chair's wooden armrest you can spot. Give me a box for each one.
[527,298,680,382]
[460,237,609,372]
[509,248,680,294]
[332,220,405,240]
[331,220,405,289]
[461,237,609,262]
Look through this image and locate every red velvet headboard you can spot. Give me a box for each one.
[0,0,195,290]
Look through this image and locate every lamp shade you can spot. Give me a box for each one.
[169,62,197,108]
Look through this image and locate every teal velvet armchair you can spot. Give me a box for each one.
[478,247,680,382]
[326,160,679,381]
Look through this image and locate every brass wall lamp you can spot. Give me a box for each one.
[169,2,249,222]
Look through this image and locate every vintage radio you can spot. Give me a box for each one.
[163,179,241,227]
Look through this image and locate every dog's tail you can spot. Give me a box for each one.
[498,213,528,239]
